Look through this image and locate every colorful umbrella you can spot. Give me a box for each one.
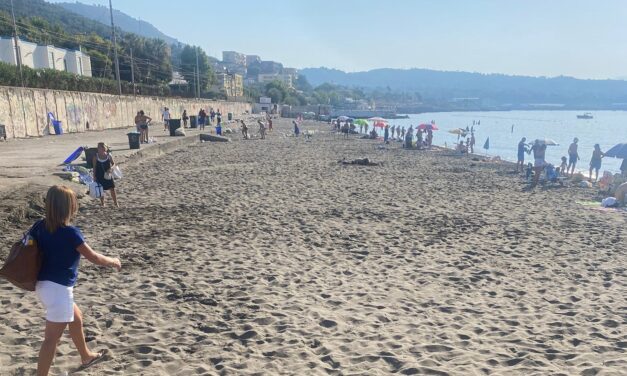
[368,117,387,123]
[373,121,386,128]
[604,143,627,159]
[418,123,439,131]
[354,119,369,126]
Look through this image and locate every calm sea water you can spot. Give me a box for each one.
[386,111,626,173]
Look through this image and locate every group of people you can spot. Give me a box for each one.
[181,108,222,130]
[517,137,627,187]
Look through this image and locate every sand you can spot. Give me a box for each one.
[0,118,625,375]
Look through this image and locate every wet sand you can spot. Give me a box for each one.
[0,119,625,375]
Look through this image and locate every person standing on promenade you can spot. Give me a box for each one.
[217,110,222,125]
[567,138,580,176]
[34,185,121,375]
[182,110,188,128]
[137,110,151,144]
[517,137,528,172]
[210,109,215,124]
[162,107,170,131]
[93,143,118,207]
[529,140,547,186]
[589,144,605,182]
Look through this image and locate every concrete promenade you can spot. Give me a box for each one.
[0,123,222,193]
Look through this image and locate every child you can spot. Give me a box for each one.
[33,185,121,375]
[560,156,567,176]
[92,142,118,207]
[525,162,533,181]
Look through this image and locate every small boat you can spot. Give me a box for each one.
[577,112,593,119]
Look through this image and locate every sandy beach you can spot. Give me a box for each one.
[0,118,625,375]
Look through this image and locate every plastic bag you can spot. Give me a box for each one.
[88,182,103,199]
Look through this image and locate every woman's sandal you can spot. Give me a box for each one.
[78,349,109,370]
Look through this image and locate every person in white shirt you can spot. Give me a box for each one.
[162,107,171,131]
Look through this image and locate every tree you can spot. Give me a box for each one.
[180,45,215,96]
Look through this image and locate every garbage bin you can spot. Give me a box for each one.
[190,115,197,128]
[52,120,63,135]
[127,132,140,150]
[215,125,222,135]
[168,119,181,136]
[0,124,6,140]
[84,147,98,168]
[227,112,233,121]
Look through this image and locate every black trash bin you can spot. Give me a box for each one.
[190,115,197,128]
[0,124,6,140]
[168,119,181,136]
[227,112,233,121]
[127,132,140,149]
[84,147,98,168]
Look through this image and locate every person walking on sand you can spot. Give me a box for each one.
[589,144,605,182]
[33,185,121,376]
[293,120,300,137]
[241,120,249,139]
[470,132,476,153]
[567,137,580,176]
[137,110,151,144]
[162,107,170,131]
[258,120,266,139]
[390,125,396,140]
[384,125,390,144]
[517,137,528,172]
[92,142,118,207]
[529,140,547,187]
[427,128,433,147]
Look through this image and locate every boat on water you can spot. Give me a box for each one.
[577,112,593,119]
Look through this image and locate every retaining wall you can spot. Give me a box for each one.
[0,86,251,139]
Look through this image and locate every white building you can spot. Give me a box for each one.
[258,73,294,88]
[0,36,92,77]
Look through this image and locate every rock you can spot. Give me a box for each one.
[174,128,186,136]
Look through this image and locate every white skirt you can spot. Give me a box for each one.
[36,281,75,323]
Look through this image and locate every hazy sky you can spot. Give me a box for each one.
[47,0,627,79]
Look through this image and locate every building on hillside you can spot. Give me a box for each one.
[246,55,261,65]
[0,36,91,76]
[258,73,294,88]
[216,72,244,98]
[259,61,283,74]
[222,51,246,66]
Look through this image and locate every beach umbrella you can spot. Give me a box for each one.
[354,119,369,126]
[483,137,490,150]
[368,117,387,123]
[373,121,387,128]
[604,143,627,159]
[418,123,439,131]
[448,128,465,135]
[337,116,351,121]
[535,138,558,146]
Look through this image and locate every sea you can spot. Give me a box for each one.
[385,111,626,174]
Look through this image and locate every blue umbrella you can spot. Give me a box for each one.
[483,137,490,150]
[604,143,627,159]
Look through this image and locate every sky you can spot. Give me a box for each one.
[47,0,627,80]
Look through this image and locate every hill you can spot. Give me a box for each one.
[57,2,178,45]
[300,67,627,109]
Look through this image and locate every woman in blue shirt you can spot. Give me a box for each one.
[33,185,121,375]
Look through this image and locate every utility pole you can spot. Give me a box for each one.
[195,48,200,98]
[130,47,135,96]
[109,0,122,95]
[9,0,23,88]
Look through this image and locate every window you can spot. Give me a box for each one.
[48,52,54,69]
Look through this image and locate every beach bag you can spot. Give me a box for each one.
[111,166,122,179]
[88,181,104,199]
[601,197,619,208]
[0,220,43,291]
